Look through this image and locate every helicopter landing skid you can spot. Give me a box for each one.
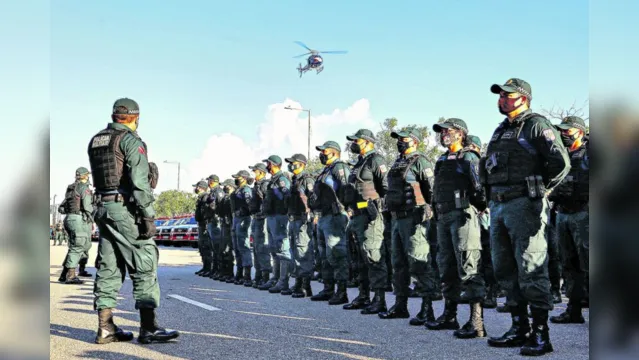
[316,66,324,75]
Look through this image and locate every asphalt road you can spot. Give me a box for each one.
[50,244,589,360]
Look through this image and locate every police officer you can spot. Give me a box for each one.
[308,141,351,305]
[467,135,498,309]
[284,154,315,298]
[249,163,272,288]
[379,128,439,325]
[342,129,389,315]
[88,98,178,344]
[231,170,254,286]
[205,175,225,280]
[194,180,213,277]
[55,222,68,246]
[57,167,94,284]
[481,79,570,356]
[549,116,589,325]
[427,119,487,338]
[218,179,237,283]
[259,155,292,293]
[381,199,394,292]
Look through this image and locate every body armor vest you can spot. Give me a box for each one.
[386,154,426,211]
[232,186,252,217]
[88,128,133,192]
[63,183,82,214]
[433,151,472,210]
[553,145,589,203]
[289,173,313,215]
[264,172,288,215]
[195,192,208,223]
[205,186,224,222]
[484,115,541,187]
[345,153,381,208]
[314,160,345,209]
[249,179,268,215]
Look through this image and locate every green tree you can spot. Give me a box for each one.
[306,156,324,175]
[373,117,445,167]
[155,190,197,217]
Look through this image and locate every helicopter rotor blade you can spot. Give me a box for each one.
[318,50,348,55]
[294,41,312,52]
[293,53,311,58]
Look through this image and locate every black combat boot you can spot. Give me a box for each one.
[482,285,498,309]
[329,281,349,305]
[550,302,585,324]
[58,267,69,283]
[65,268,84,285]
[221,262,234,282]
[378,296,410,319]
[255,270,268,289]
[520,307,554,356]
[487,305,531,348]
[200,258,212,277]
[551,285,562,304]
[137,308,180,344]
[310,281,335,301]
[290,276,304,297]
[302,277,313,297]
[343,282,370,310]
[269,261,290,294]
[226,265,237,283]
[454,302,487,339]
[195,259,205,275]
[409,298,435,326]
[243,266,253,287]
[496,303,512,313]
[361,289,387,315]
[425,299,459,330]
[234,266,244,285]
[260,264,280,290]
[208,259,219,279]
[95,308,134,344]
[78,258,92,277]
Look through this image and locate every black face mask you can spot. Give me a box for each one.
[234,178,242,186]
[223,187,231,194]
[397,141,410,153]
[287,163,295,172]
[439,133,452,147]
[560,132,578,148]
[349,142,361,154]
[319,153,328,165]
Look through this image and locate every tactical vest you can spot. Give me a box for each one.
[314,160,346,209]
[385,154,426,211]
[484,114,542,187]
[194,192,208,223]
[289,173,313,215]
[63,183,82,214]
[345,153,381,207]
[88,128,135,192]
[249,179,268,215]
[205,186,225,222]
[232,186,252,217]
[553,145,589,203]
[264,172,288,215]
[220,194,233,226]
[433,151,472,212]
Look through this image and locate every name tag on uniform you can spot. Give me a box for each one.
[357,201,368,209]
[92,135,111,148]
[502,131,515,139]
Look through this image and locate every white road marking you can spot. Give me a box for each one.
[167,294,221,311]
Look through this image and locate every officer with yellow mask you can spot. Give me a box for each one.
[230,170,255,286]
[249,163,272,288]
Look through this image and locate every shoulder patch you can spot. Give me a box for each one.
[425,168,434,177]
[542,128,556,141]
[338,168,344,176]
[378,164,387,173]
[91,135,111,148]
[279,179,285,187]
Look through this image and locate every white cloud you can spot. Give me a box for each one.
[175,98,376,190]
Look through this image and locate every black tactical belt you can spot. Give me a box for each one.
[288,214,306,221]
[556,202,588,214]
[390,210,412,219]
[490,189,527,203]
[100,194,126,203]
[435,202,468,215]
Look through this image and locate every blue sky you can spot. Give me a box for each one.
[43,0,589,196]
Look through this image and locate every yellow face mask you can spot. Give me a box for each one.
[253,170,265,181]
[208,181,218,189]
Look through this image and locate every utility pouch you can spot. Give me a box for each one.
[365,200,379,222]
[526,175,545,199]
[454,190,462,209]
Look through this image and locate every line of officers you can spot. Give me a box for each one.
[190,78,589,358]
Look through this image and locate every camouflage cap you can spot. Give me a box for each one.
[284,153,307,164]
[555,116,587,132]
[112,98,140,115]
[315,140,341,152]
[75,167,90,176]
[390,128,421,142]
[249,163,268,172]
[232,170,251,179]
[222,179,235,187]
[193,180,208,189]
[490,78,532,100]
[207,174,219,182]
[262,155,282,166]
[346,129,376,142]
[467,135,482,148]
[433,118,468,134]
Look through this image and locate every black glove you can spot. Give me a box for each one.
[138,217,156,239]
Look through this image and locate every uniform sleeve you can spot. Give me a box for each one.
[80,184,94,218]
[462,152,487,211]
[528,117,571,189]
[273,175,291,201]
[414,156,435,204]
[371,155,389,198]
[243,187,252,205]
[332,162,351,204]
[120,133,155,217]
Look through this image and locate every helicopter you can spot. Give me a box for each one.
[293,41,348,78]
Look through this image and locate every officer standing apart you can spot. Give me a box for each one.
[249,163,272,288]
[481,79,570,356]
[284,154,315,298]
[231,170,254,286]
[218,179,237,283]
[88,98,178,344]
[205,175,224,279]
[194,180,213,277]
[427,119,487,338]
[54,222,68,246]
[259,155,292,293]
[342,129,389,315]
[57,167,94,284]
[308,141,351,305]
[549,116,589,325]
[379,128,440,325]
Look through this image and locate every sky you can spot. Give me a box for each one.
[41,0,591,198]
